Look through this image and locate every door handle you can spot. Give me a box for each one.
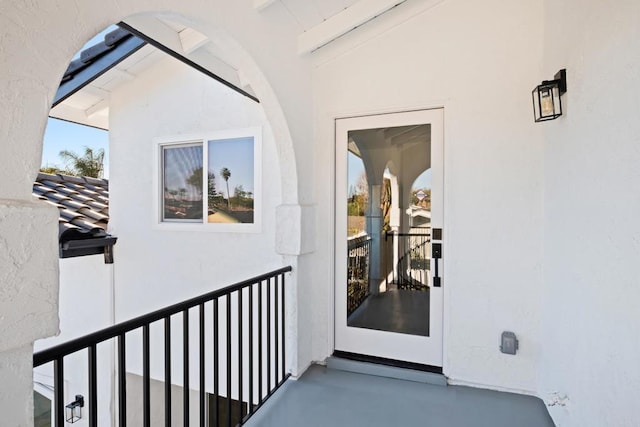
[432,242,442,287]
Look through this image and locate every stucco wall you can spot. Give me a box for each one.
[0,2,310,425]
[4,0,640,426]
[108,53,290,388]
[540,1,640,425]
[109,54,284,315]
[311,0,545,394]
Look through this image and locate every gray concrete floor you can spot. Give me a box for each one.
[348,289,430,336]
[245,365,555,427]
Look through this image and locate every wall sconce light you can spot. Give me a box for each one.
[65,395,84,423]
[532,69,567,122]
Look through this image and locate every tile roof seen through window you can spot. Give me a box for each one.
[33,172,110,243]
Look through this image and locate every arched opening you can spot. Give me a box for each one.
[27,11,303,425]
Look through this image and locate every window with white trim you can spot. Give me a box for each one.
[158,128,261,231]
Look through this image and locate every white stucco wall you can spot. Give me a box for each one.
[34,255,114,427]
[109,54,284,317]
[4,0,640,426]
[539,1,640,425]
[0,2,310,425]
[311,0,545,394]
[108,53,292,390]
[0,200,59,427]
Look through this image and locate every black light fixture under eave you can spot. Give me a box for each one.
[532,69,567,122]
[65,395,84,423]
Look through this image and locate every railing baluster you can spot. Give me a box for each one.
[199,303,205,427]
[281,273,286,379]
[32,267,292,427]
[258,281,263,401]
[248,284,254,414]
[274,275,279,383]
[88,344,98,427]
[54,357,64,427]
[118,333,127,427]
[226,294,232,427]
[143,325,150,427]
[238,288,244,421]
[267,277,272,393]
[165,316,172,426]
[183,309,190,427]
[214,298,219,427]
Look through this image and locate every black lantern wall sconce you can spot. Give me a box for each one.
[65,395,84,423]
[532,69,567,122]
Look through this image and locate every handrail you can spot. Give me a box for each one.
[34,266,291,367]
[348,236,371,250]
[33,266,292,427]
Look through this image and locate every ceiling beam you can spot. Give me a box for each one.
[50,104,109,130]
[118,22,259,103]
[298,0,407,54]
[254,0,278,12]
[109,68,136,81]
[179,27,209,54]
[85,99,110,118]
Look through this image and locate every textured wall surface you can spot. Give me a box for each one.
[540,1,640,425]
[3,0,640,426]
[0,2,309,425]
[0,201,59,351]
[0,345,36,427]
[312,0,544,394]
[108,53,283,314]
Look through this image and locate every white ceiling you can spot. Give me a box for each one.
[279,0,359,31]
[50,1,404,129]
[49,44,163,130]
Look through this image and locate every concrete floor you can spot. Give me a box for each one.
[244,364,555,427]
[348,289,430,336]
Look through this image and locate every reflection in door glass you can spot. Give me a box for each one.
[346,125,432,337]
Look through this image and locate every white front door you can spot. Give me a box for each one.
[334,109,444,367]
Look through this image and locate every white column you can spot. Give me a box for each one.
[0,200,60,427]
[366,185,382,295]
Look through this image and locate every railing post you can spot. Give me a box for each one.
[266,277,272,394]
[199,303,205,427]
[118,333,127,427]
[183,309,190,427]
[54,357,64,427]
[143,325,150,427]
[33,267,292,427]
[281,273,286,378]
[88,344,98,427]
[238,288,244,421]
[248,284,254,413]
[213,299,219,427]
[165,316,172,426]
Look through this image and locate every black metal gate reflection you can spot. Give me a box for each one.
[387,233,430,291]
[347,236,371,316]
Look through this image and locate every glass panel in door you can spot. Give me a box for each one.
[335,109,444,367]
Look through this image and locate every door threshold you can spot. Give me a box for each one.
[329,351,446,386]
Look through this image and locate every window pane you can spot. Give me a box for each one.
[33,390,51,427]
[163,144,203,221]
[207,137,254,224]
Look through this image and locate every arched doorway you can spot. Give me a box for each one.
[0,4,308,426]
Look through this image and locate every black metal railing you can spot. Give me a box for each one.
[387,233,430,290]
[347,236,371,315]
[34,266,292,427]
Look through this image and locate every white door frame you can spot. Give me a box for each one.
[333,108,445,367]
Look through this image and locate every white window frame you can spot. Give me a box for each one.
[153,127,262,233]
